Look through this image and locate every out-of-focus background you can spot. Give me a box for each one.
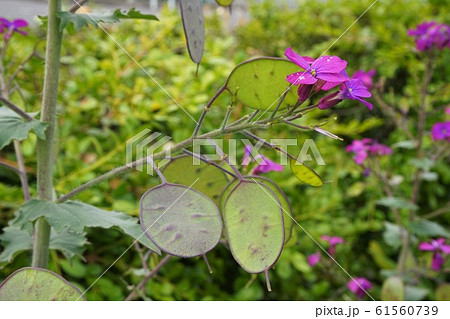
[0,0,449,300]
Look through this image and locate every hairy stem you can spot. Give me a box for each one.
[32,0,63,268]
[0,97,33,120]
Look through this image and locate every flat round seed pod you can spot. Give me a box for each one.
[220,176,294,244]
[225,57,300,111]
[222,180,284,273]
[140,183,222,258]
[0,267,85,301]
[162,155,229,205]
[290,157,324,187]
[180,0,204,64]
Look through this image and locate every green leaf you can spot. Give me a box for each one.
[180,0,205,64]
[376,197,418,211]
[0,107,47,150]
[225,57,300,111]
[162,155,229,205]
[381,276,404,301]
[382,222,410,250]
[290,158,324,187]
[220,176,294,244]
[368,241,396,269]
[140,183,222,257]
[0,267,85,301]
[435,284,450,301]
[223,180,284,273]
[404,285,429,301]
[216,0,234,6]
[11,200,161,254]
[0,225,88,266]
[410,219,450,238]
[392,140,417,149]
[55,8,157,34]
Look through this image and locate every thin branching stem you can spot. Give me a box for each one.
[0,96,33,121]
[192,85,226,138]
[182,149,237,179]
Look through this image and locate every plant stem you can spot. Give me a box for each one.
[69,0,89,13]
[32,0,63,268]
[182,149,237,179]
[192,86,226,138]
[0,97,33,120]
[125,255,172,301]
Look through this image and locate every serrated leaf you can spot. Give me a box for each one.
[180,0,204,64]
[55,8,157,34]
[0,267,85,301]
[376,197,418,211]
[381,276,404,301]
[410,219,450,238]
[225,57,300,111]
[290,158,324,187]
[0,225,88,266]
[162,155,229,205]
[140,183,222,257]
[223,180,284,273]
[11,200,161,254]
[0,107,47,150]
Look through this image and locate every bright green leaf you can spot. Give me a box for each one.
[216,0,234,6]
[290,158,324,187]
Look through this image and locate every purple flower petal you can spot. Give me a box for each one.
[431,253,444,271]
[419,242,436,251]
[307,252,321,267]
[313,56,347,74]
[317,72,349,83]
[11,19,28,28]
[284,47,310,70]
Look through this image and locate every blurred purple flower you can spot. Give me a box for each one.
[347,277,373,298]
[0,18,28,40]
[351,69,376,90]
[318,79,372,110]
[419,238,450,271]
[408,21,450,51]
[284,48,349,86]
[346,138,391,166]
[445,108,450,115]
[242,146,284,175]
[307,252,321,267]
[321,235,345,255]
[431,122,450,141]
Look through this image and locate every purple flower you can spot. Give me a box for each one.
[242,146,284,175]
[0,18,28,41]
[419,238,450,271]
[445,108,450,115]
[431,122,450,141]
[352,69,376,90]
[321,235,345,255]
[252,157,284,175]
[307,252,321,267]
[408,21,450,51]
[318,79,373,110]
[347,277,373,298]
[368,141,392,156]
[285,48,349,86]
[346,138,391,166]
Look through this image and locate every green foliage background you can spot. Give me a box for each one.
[0,0,449,300]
